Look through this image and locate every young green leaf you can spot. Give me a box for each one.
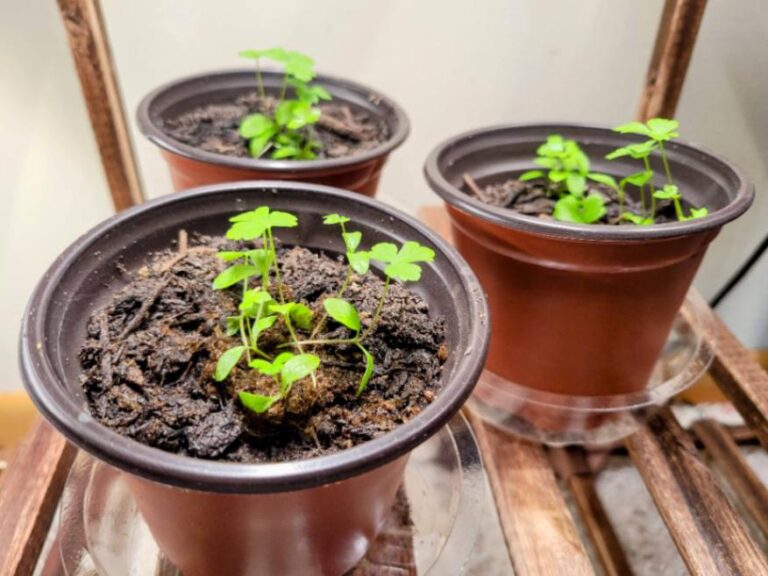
[323,213,350,225]
[240,288,273,312]
[238,391,279,414]
[652,184,680,200]
[282,51,316,82]
[272,145,301,159]
[249,351,294,376]
[621,212,654,226]
[239,114,276,139]
[689,207,709,220]
[369,241,435,282]
[323,298,361,332]
[620,170,654,188]
[225,316,240,336]
[519,170,545,181]
[269,302,314,330]
[214,346,246,381]
[227,207,298,240]
[553,194,606,224]
[254,315,278,332]
[348,251,370,275]
[342,231,362,253]
[566,174,586,196]
[212,264,259,290]
[586,173,619,190]
[613,121,652,137]
[605,141,656,160]
[290,303,314,331]
[281,353,321,391]
[356,343,375,397]
[646,118,679,141]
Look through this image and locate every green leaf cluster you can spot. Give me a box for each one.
[519,135,616,224]
[515,119,709,226]
[210,207,437,413]
[238,47,331,160]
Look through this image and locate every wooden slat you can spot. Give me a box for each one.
[705,306,768,450]
[58,0,144,211]
[626,408,768,575]
[549,448,634,576]
[0,421,76,576]
[636,0,708,120]
[692,419,768,539]
[468,413,595,576]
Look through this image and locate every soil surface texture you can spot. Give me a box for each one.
[162,92,390,160]
[466,176,680,225]
[79,236,446,463]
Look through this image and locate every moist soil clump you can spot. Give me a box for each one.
[466,176,679,225]
[79,236,446,463]
[162,92,390,160]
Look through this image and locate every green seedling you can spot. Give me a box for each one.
[211,207,435,413]
[606,118,708,223]
[238,48,331,160]
[517,120,709,226]
[519,135,615,224]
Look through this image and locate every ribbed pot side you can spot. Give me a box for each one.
[425,123,752,399]
[138,70,410,196]
[20,182,488,576]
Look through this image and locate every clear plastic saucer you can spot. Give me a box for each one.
[468,291,716,446]
[58,414,484,576]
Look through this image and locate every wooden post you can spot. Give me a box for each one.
[0,422,76,576]
[636,0,708,120]
[58,0,144,211]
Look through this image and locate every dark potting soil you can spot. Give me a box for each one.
[465,177,679,225]
[161,92,390,160]
[79,236,446,463]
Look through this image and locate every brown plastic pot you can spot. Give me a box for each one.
[137,70,409,196]
[425,123,752,401]
[20,182,488,576]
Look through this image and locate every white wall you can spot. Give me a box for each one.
[1,0,766,391]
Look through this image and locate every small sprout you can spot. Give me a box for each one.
[553,194,606,225]
[369,241,435,282]
[518,119,707,226]
[238,48,329,159]
[356,344,374,396]
[323,298,361,332]
[689,207,709,220]
[518,134,611,224]
[212,207,434,413]
[280,353,321,395]
[227,206,298,241]
[238,391,279,414]
[621,212,654,226]
[215,346,246,381]
[250,351,294,377]
[213,264,260,290]
[270,302,315,331]
[322,213,350,225]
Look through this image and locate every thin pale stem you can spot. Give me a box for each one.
[267,228,286,303]
[256,62,265,100]
[362,276,390,340]
[643,156,655,218]
[658,141,674,184]
[282,337,359,348]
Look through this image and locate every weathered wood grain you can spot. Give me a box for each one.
[692,419,768,540]
[626,408,768,575]
[0,420,76,576]
[469,413,595,576]
[636,0,708,120]
[57,0,144,211]
[550,448,634,576]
